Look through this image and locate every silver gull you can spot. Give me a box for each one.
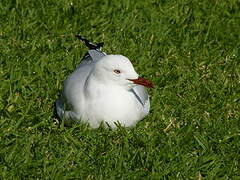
[56,35,154,128]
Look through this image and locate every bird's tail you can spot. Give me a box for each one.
[75,35,104,50]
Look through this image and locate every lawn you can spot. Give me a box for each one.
[1,0,240,179]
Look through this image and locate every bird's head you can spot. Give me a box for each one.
[92,55,154,90]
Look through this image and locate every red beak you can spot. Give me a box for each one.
[128,77,154,88]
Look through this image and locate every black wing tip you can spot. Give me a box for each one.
[75,34,104,50]
[75,34,85,41]
[96,42,104,48]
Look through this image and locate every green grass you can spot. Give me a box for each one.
[1,0,240,179]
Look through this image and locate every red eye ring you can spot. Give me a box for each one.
[114,69,121,74]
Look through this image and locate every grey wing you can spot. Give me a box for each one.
[132,85,150,114]
[88,49,106,62]
[56,43,107,121]
[77,49,107,68]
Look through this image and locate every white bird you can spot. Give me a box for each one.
[56,35,154,128]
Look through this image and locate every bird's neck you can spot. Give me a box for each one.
[84,73,126,100]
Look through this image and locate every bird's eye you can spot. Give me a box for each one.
[114,69,121,74]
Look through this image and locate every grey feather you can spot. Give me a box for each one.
[88,50,106,62]
[132,85,149,106]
